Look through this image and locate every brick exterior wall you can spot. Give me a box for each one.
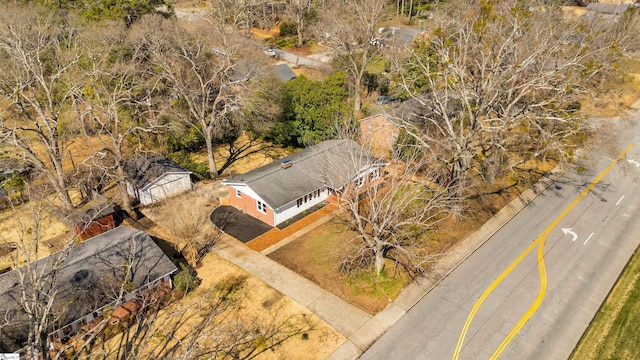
[360,114,399,153]
[227,187,275,227]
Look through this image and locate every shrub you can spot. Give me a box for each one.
[174,263,200,293]
[167,151,210,180]
[279,22,297,37]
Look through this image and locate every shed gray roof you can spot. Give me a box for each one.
[0,226,178,352]
[223,140,385,209]
[586,3,634,15]
[270,63,297,82]
[123,155,191,190]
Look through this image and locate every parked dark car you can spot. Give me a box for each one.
[376,95,400,106]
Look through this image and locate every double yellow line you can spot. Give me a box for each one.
[452,144,634,360]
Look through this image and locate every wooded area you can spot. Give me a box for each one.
[0,0,637,358]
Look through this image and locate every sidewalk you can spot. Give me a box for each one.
[327,169,564,359]
[211,168,562,360]
[212,235,373,341]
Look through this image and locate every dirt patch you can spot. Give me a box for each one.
[251,27,280,40]
[126,190,344,358]
[0,198,71,270]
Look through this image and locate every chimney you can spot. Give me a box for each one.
[280,159,292,169]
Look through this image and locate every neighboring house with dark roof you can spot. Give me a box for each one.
[123,155,193,205]
[222,140,387,227]
[0,226,178,354]
[270,63,297,82]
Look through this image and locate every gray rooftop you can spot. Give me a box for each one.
[223,140,385,209]
[586,2,634,15]
[0,226,178,352]
[123,155,191,190]
[270,63,297,82]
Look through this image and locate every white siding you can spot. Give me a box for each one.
[229,184,268,204]
[273,187,329,226]
[139,173,192,205]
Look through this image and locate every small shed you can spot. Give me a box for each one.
[72,201,116,241]
[124,155,193,206]
[270,63,297,82]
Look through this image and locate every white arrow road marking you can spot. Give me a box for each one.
[627,159,640,167]
[616,195,625,206]
[583,232,594,246]
[562,228,578,242]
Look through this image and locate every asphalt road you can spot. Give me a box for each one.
[361,114,640,360]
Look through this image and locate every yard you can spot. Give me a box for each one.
[123,190,345,359]
[266,164,543,314]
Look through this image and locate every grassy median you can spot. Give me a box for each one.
[571,246,640,359]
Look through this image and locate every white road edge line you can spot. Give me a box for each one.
[616,195,625,206]
[583,232,594,246]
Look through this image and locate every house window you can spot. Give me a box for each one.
[257,200,267,213]
[297,198,302,207]
[236,189,241,198]
[369,168,380,181]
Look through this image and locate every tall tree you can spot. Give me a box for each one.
[393,0,635,189]
[135,15,256,178]
[318,0,388,114]
[79,20,167,214]
[0,6,84,211]
[270,72,349,147]
[335,140,458,276]
[285,0,314,47]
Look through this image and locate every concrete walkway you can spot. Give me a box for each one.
[212,235,373,341]
[326,169,564,359]
[211,168,563,360]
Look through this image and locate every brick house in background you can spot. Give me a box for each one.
[360,114,400,154]
[0,226,178,354]
[360,99,429,153]
[222,140,387,227]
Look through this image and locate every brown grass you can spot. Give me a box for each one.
[131,190,344,359]
[267,218,400,314]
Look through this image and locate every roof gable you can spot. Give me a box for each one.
[124,155,191,189]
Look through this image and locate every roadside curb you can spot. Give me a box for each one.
[327,167,566,359]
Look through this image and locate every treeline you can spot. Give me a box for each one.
[0,1,354,215]
[0,0,637,274]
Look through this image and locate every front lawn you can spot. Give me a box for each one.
[267,218,409,314]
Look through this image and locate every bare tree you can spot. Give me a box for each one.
[133,15,256,178]
[285,0,314,47]
[315,137,457,277]
[79,20,167,214]
[318,0,388,114]
[166,204,221,267]
[0,7,84,211]
[392,0,636,190]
